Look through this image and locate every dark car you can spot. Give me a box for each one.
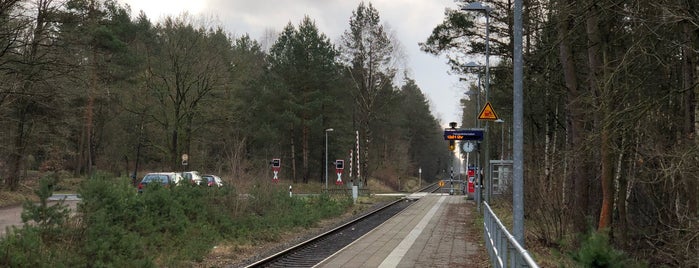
[138,172,180,193]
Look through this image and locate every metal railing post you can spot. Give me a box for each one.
[482,202,539,268]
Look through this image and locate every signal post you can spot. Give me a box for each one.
[444,122,484,204]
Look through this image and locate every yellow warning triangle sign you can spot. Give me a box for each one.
[478,102,499,120]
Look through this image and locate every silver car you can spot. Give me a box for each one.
[182,171,203,185]
[201,174,224,187]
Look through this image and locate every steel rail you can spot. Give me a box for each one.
[245,183,439,267]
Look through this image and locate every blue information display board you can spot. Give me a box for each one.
[443,129,484,140]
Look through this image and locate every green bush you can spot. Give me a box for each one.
[1,176,354,266]
[571,231,643,268]
[21,178,71,237]
[0,178,83,267]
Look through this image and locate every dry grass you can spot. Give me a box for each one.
[234,176,402,195]
[0,172,83,207]
[0,189,36,207]
[486,198,576,267]
[195,190,399,267]
[0,180,39,207]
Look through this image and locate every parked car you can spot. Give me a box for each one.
[201,174,224,187]
[182,171,203,185]
[138,172,184,193]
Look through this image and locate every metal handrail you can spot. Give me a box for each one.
[482,202,539,268]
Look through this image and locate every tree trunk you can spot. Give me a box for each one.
[362,118,371,185]
[290,126,297,183]
[585,2,613,232]
[557,0,586,233]
[302,124,309,183]
[185,114,193,169]
[682,22,696,140]
[76,111,86,176]
[85,92,94,175]
[598,129,613,230]
[4,0,49,190]
[616,141,629,245]
[681,20,697,217]
[171,128,178,170]
[6,111,28,190]
[85,48,98,176]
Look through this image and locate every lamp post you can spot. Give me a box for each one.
[418,167,422,188]
[463,2,492,203]
[324,128,334,191]
[514,0,524,246]
[495,119,505,160]
[464,61,483,129]
[464,62,484,210]
[462,2,491,100]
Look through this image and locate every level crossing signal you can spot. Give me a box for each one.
[335,160,344,169]
[335,160,344,185]
[271,158,281,182]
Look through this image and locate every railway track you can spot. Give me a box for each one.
[243,183,439,268]
[419,181,441,193]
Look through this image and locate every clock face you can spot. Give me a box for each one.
[462,141,475,152]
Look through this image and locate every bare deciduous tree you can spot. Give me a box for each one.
[340,2,398,184]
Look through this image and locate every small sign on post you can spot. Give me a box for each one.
[478,102,499,120]
[271,158,281,183]
[335,160,344,185]
[181,154,189,166]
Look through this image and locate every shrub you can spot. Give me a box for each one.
[21,177,71,238]
[570,231,642,268]
[2,176,355,266]
[0,178,83,267]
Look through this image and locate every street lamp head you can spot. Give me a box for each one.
[325,128,334,132]
[462,2,492,12]
[464,61,483,68]
[495,119,505,123]
[464,89,479,96]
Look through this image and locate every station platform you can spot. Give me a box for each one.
[316,193,482,268]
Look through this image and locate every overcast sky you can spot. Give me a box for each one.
[119,0,468,126]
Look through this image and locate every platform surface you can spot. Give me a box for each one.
[316,194,482,268]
